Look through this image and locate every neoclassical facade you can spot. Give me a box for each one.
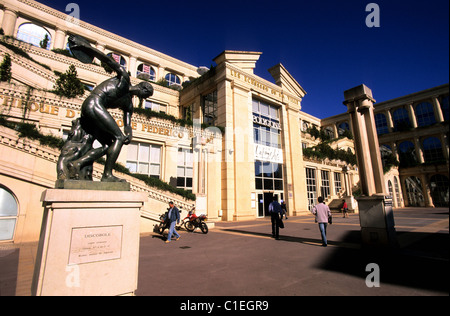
[372,85,449,207]
[0,0,447,244]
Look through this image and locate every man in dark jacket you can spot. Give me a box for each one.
[166,201,180,243]
[269,196,283,240]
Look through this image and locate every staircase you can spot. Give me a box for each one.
[0,125,194,228]
[323,188,354,213]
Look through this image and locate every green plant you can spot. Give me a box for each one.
[40,34,49,49]
[382,152,400,174]
[0,39,51,70]
[133,107,225,134]
[53,65,85,98]
[0,53,12,82]
[0,116,65,149]
[52,48,73,58]
[302,142,357,165]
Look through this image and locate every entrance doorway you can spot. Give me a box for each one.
[257,192,284,218]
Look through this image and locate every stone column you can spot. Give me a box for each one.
[344,84,385,196]
[344,84,396,247]
[431,96,444,123]
[129,56,137,78]
[1,8,17,37]
[385,110,394,132]
[53,29,67,50]
[414,137,425,164]
[441,133,449,161]
[419,173,434,207]
[407,103,418,128]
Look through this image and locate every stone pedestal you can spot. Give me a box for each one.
[358,195,398,248]
[344,85,397,248]
[32,189,146,296]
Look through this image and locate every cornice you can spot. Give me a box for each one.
[12,0,198,74]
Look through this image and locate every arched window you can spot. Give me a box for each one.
[394,177,401,207]
[338,122,350,135]
[374,113,389,135]
[16,23,51,49]
[422,137,443,163]
[392,108,411,131]
[0,186,18,241]
[430,174,449,207]
[137,63,156,81]
[388,180,393,198]
[301,121,310,132]
[323,126,334,139]
[380,144,392,159]
[398,141,417,167]
[405,176,424,207]
[441,96,449,121]
[106,52,126,69]
[415,102,436,127]
[165,73,181,86]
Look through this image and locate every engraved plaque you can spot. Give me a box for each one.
[69,226,123,265]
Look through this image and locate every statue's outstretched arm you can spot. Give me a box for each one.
[68,35,122,74]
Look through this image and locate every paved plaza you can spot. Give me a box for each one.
[1,208,448,296]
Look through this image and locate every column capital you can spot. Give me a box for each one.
[2,5,19,15]
[1,6,18,37]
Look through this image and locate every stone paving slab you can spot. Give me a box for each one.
[0,208,448,296]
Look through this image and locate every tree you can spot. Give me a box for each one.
[40,34,50,49]
[0,53,12,82]
[53,65,85,98]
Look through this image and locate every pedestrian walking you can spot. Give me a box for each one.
[281,200,288,219]
[269,196,283,240]
[311,196,332,247]
[165,201,180,243]
[341,199,349,218]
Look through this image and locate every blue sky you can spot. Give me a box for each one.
[38,0,449,119]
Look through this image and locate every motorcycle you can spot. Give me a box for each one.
[178,208,208,234]
[154,207,182,235]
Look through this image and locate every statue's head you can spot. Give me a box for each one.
[133,81,154,100]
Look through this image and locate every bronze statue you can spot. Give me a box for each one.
[57,35,153,183]
[57,118,94,180]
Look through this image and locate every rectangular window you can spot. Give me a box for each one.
[202,90,217,126]
[177,148,193,191]
[255,161,283,192]
[321,170,330,199]
[253,98,284,193]
[334,172,342,195]
[145,100,167,114]
[126,142,161,179]
[253,99,281,149]
[306,168,317,211]
[183,104,193,121]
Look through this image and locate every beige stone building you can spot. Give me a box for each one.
[0,0,447,244]
[372,84,449,207]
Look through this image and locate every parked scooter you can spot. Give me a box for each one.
[178,207,208,234]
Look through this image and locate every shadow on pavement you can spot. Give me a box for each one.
[221,228,449,294]
[318,231,449,294]
[0,247,19,296]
